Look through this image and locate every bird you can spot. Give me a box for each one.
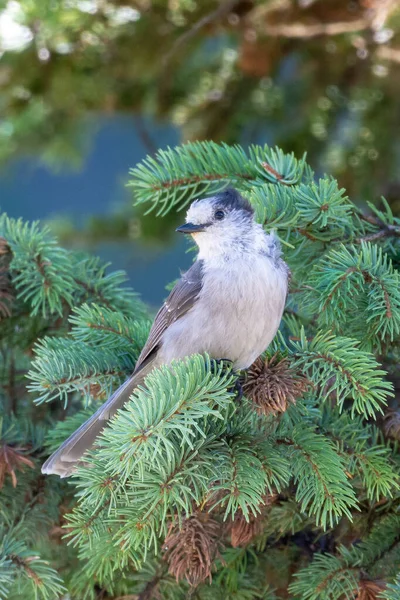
[42,187,289,477]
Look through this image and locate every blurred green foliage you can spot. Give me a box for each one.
[1,0,400,210]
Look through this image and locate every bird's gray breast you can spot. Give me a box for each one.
[159,254,288,369]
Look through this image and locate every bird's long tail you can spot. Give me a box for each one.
[41,370,146,478]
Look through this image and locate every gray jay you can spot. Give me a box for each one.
[42,188,289,477]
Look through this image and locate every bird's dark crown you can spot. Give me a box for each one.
[212,188,254,216]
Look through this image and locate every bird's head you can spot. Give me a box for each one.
[176,188,258,259]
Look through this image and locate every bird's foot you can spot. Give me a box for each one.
[230,377,243,402]
[210,358,243,402]
[210,358,233,371]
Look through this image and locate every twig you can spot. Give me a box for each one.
[357,213,381,226]
[163,0,240,68]
[8,351,17,414]
[263,17,370,39]
[377,46,400,64]
[134,116,157,156]
[356,224,400,243]
[363,534,400,569]
[9,555,43,586]
[137,567,167,600]
[254,0,396,39]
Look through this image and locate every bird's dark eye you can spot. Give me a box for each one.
[214,210,225,220]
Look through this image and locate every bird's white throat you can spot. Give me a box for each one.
[195,221,281,266]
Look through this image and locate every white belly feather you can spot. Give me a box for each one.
[159,254,288,370]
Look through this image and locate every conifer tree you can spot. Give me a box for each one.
[1,141,400,599]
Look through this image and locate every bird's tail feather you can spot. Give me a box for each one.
[41,371,145,478]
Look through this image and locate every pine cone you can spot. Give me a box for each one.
[0,445,35,489]
[243,354,309,415]
[231,511,264,547]
[87,383,105,400]
[163,513,222,586]
[0,237,13,319]
[383,410,400,440]
[0,237,9,256]
[230,494,277,547]
[355,579,386,600]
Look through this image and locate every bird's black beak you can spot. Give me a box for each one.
[176,222,206,234]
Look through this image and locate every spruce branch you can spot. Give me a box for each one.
[289,331,393,417]
[120,442,219,531]
[355,197,400,243]
[0,215,74,318]
[0,554,13,600]
[248,176,358,246]
[278,425,358,528]
[319,407,399,501]
[380,574,400,600]
[68,437,225,562]
[256,499,311,542]
[97,355,237,479]
[0,529,66,600]
[295,178,352,231]
[71,528,143,587]
[69,303,151,353]
[248,184,300,230]
[289,554,360,600]
[129,142,305,215]
[348,514,400,570]
[290,514,400,600]
[245,437,291,495]
[28,337,135,406]
[64,500,113,550]
[349,446,398,501]
[206,546,274,599]
[308,243,400,350]
[357,225,400,243]
[209,436,281,522]
[109,559,183,600]
[136,563,169,600]
[70,254,147,317]
[129,142,255,215]
[252,145,306,185]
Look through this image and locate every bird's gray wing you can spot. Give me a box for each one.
[41,372,149,477]
[134,259,204,374]
[41,260,204,477]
